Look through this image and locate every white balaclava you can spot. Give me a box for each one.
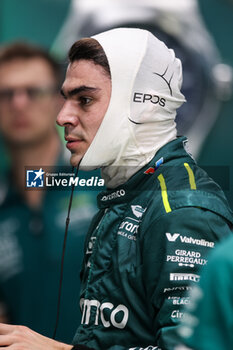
[79,28,186,188]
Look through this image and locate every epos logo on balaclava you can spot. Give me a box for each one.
[132,65,175,110]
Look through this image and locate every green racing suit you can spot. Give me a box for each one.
[72,137,233,350]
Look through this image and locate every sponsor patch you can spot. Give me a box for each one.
[166,249,207,268]
[165,232,214,248]
[163,286,193,293]
[101,189,126,202]
[133,92,166,107]
[80,298,129,329]
[171,309,184,319]
[168,296,191,306]
[144,157,164,175]
[131,205,146,218]
[170,273,200,283]
[117,218,139,241]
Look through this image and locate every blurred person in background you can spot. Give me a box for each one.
[175,232,233,350]
[0,42,98,342]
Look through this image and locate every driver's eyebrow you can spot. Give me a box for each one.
[60,85,100,98]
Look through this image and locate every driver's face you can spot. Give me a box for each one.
[57,59,111,166]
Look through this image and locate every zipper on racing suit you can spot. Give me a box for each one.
[84,207,109,299]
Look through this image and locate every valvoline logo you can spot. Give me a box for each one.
[144,157,163,175]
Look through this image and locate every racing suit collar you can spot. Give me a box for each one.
[97,136,192,208]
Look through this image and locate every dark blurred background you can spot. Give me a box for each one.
[0,0,70,48]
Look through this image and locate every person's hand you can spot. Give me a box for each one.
[0,323,73,349]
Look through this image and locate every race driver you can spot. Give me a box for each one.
[0,27,232,350]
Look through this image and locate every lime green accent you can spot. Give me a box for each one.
[158,174,172,213]
[184,163,197,190]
